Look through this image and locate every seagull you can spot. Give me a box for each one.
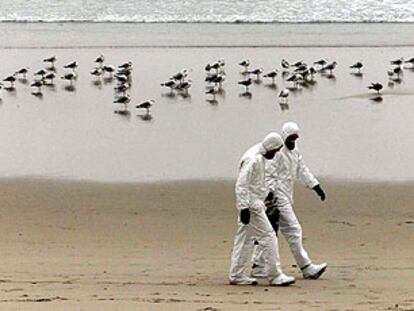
[294,63,308,72]
[114,83,129,95]
[171,69,189,82]
[117,68,132,78]
[114,74,128,84]
[322,61,337,74]
[248,68,264,80]
[292,60,305,68]
[30,80,43,93]
[404,57,414,67]
[279,88,290,103]
[3,75,16,88]
[211,74,226,88]
[91,68,103,80]
[390,58,403,66]
[286,74,303,88]
[313,59,328,67]
[350,61,363,73]
[103,65,115,77]
[61,73,76,85]
[136,100,154,113]
[281,59,290,69]
[95,54,105,68]
[161,80,177,92]
[238,78,252,91]
[368,82,383,94]
[393,66,403,77]
[263,70,278,84]
[64,61,78,74]
[239,59,250,72]
[118,61,132,70]
[43,56,57,67]
[44,72,56,84]
[34,69,47,79]
[114,95,131,105]
[206,86,219,98]
[15,68,29,79]
[177,80,192,94]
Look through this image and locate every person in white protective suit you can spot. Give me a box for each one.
[228,132,296,286]
[252,122,328,280]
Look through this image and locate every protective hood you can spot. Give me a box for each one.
[281,122,300,141]
[259,132,283,155]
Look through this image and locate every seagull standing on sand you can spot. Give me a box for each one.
[3,75,16,88]
[103,65,115,77]
[390,58,404,66]
[263,70,278,84]
[281,59,290,69]
[114,95,131,105]
[368,82,383,94]
[34,69,47,79]
[350,61,363,73]
[279,88,290,103]
[114,83,129,95]
[248,68,264,80]
[136,100,154,113]
[313,59,327,68]
[30,80,43,93]
[177,80,192,95]
[44,72,56,84]
[238,78,253,92]
[206,86,219,99]
[161,80,177,92]
[91,68,103,80]
[61,73,76,85]
[404,57,414,67]
[239,59,250,72]
[43,56,57,68]
[15,68,29,79]
[322,61,337,74]
[95,54,105,68]
[64,61,78,75]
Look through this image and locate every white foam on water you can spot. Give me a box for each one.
[1,0,414,23]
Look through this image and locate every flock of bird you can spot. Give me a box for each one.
[0,55,154,118]
[1,54,414,117]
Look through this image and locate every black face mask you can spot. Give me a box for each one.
[285,134,298,150]
[285,140,296,150]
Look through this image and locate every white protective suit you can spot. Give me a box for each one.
[254,122,319,269]
[229,134,285,283]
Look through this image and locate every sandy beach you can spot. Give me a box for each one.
[0,177,413,310]
[0,22,413,310]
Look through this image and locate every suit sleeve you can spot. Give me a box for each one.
[235,159,257,211]
[297,153,319,189]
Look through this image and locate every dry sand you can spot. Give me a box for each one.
[0,177,413,310]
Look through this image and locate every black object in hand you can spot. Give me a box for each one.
[313,184,326,201]
[240,208,250,225]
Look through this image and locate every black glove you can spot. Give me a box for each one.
[265,192,274,203]
[240,208,250,225]
[313,184,326,201]
[266,206,280,235]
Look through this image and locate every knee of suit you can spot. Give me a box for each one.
[284,223,302,241]
[257,231,277,246]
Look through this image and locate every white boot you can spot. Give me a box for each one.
[269,273,296,286]
[302,263,327,279]
[229,275,258,286]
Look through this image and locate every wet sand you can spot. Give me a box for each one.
[0,23,414,181]
[0,177,413,310]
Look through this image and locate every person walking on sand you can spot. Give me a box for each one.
[252,122,328,280]
[229,133,295,286]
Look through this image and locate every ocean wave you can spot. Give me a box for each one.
[1,0,414,24]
